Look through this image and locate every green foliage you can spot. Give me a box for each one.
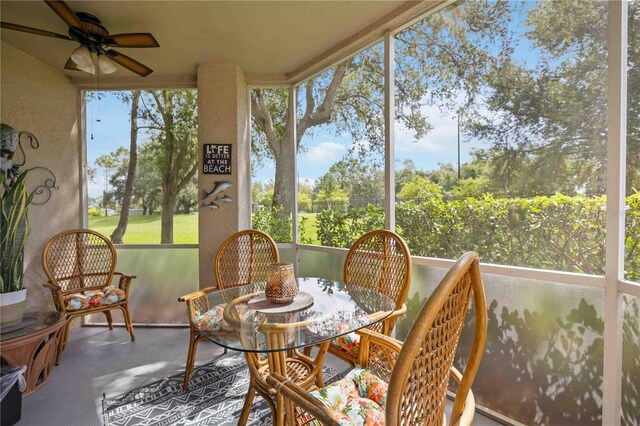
[313,173,349,208]
[87,207,103,217]
[315,193,640,278]
[396,175,442,200]
[297,193,312,212]
[0,171,34,293]
[316,204,384,248]
[395,194,616,275]
[251,205,293,243]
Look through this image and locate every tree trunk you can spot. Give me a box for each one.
[160,183,176,243]
[272,141,295,217]
[111,92,140,244]
[142,205,147,215]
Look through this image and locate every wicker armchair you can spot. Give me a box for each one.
[42,229,136,364]
[268,251,487,426]
[319,230,411,366]
[178,229,279,390]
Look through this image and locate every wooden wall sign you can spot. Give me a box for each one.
[203,144,232,174]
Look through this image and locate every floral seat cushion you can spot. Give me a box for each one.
[64,286,127,311]
[310,367,388,425]
[332,332,361,357]
[194,304,253,332]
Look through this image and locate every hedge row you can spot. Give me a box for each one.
[316,193,640,279]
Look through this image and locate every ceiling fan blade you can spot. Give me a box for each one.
[107,33,159,48]
[1,22,73,40]
[106,50,153,77]
[44,0,85,30]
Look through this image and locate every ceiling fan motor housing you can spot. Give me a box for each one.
[68,12,109,52]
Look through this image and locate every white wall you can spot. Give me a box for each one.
[1,41,81,311]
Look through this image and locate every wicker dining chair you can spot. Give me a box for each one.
[268,251,487,426]
[178,229,279,390]
[317,229,411,366]
[42,229,136,364]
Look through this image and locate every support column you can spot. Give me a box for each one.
[603,1,627,424]
[197,64,251,288]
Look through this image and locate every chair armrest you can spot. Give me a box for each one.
[178,286,217,302]
[43,281,65,312]
[380,303,407,335]
[388,303,407,319]
[266,373,340,426]
[355,327,403,353]
[449,366,476,426]
[43,281,60,291]
[355,327,403,373]
[114,272,136,296]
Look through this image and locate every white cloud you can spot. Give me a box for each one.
[395,104,459,155]
[301,141,345,165]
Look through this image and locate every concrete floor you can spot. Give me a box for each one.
[19,326,502,426]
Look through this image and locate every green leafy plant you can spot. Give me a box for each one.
[313,193,639,279]
[1,170,34,293]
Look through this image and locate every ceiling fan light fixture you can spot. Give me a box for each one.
[77,61,95,74]
[97,54,117,74]
[70,45,92,67]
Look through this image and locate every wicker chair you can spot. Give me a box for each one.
[178,229,279,390]
[268,251,487,426]
[318,230,412,366]
[42,229,136,364]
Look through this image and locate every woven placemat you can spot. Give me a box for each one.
[247,292,314,314]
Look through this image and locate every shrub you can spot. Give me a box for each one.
[315,194,640,277]
[252,205,292,243]
[88,207,103,217]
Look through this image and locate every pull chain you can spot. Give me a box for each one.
[90,61,94,141]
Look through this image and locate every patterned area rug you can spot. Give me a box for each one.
[102,353,339,426]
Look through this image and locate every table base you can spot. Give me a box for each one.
[0,317,64,396]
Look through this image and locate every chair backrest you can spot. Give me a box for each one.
[214,229,279,289]
[42,229,117,295]
[344,230,411,327]
[385,252,487,426]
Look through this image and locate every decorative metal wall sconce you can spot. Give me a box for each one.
[1,124,58,205]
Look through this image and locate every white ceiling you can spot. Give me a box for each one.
[0,1,407,84]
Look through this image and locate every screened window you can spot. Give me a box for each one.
[295,43,385,247]
[86,89,198,244]
[393,1,608,274]
[250,88,293,243]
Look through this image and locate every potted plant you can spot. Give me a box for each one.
[0,170,33,327]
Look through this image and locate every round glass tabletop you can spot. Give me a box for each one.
[193,277,396,353]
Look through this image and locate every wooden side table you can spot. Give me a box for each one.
[0,311,64,396]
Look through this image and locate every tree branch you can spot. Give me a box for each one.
[297,59,352,146]
[251,90,281,157]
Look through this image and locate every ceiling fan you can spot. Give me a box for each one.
[0,0,159,77]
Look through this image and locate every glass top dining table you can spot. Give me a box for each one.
[193,276,397,353]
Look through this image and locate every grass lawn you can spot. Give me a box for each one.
[89,212,321,245]
[89,214,199,244]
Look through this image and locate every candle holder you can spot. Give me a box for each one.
[265,262,297,303]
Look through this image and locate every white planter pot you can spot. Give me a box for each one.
[0,288,27,327]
